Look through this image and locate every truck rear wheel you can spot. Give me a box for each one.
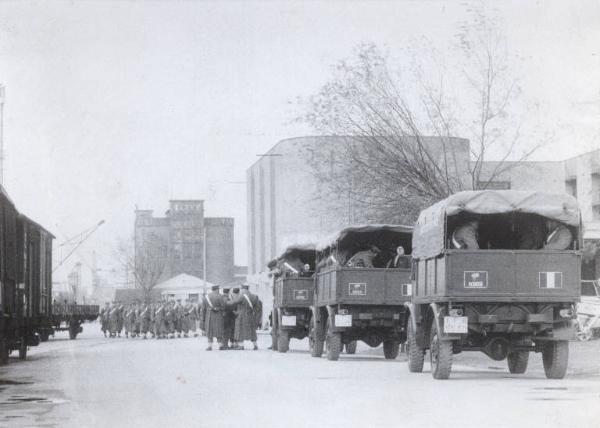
[271,311,278,351]
[383,340,400,359]
[309,318,324,358]
[18,337,27,360]
[326,320,342,361]
[345,341,357,354]
[542,341,569,379]
[40,331,50,342]
[507,351,529,374]
[407,321,425,372]
[430,322,453,379]
[277,330,289,353]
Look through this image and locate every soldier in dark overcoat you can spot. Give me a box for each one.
[201,285,226,350]
[229,284,262,350]
[100,302,110,337]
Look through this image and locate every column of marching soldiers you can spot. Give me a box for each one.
[98,284,263,351]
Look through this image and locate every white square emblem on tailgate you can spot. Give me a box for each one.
[335,314,352,327]
[281,315,297,326]
[443,316,468,334]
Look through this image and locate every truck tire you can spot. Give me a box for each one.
[277,330,289,353]
[383,340,400,359]
[430,322,453,379]
[271,312,279,351]
[345,341,357,354]
[18,337,27,360]
[40,331,50,342]
[507,351,529,374]
[542,341,569,379]
[326,320,342,361]
[309,318,324,358]
[0,338,9,365]
[407,321,425,372]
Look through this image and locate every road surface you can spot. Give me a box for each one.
[1,323,599,428]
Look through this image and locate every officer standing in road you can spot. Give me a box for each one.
[229,284,262,350]
[221,287,235,349]
[201,285,226,351]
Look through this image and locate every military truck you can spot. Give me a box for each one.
[310,225,413,361]
[269,244,316,353]
[407,190,580,379]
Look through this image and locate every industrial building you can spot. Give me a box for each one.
[134,200,235,287]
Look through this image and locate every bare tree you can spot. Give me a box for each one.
[116,233,168,302]
[298,4,542,224]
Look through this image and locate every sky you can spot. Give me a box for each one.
[0,0,598,287]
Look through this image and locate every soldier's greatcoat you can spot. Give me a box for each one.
[230,291,261,342]
[201,291,225,341]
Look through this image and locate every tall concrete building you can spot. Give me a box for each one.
[246,136,471,276]
[247,137,600,286]
[134,200,235,287]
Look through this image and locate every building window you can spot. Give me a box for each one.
[565,178,577,198]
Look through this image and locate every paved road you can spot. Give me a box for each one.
[1,323,599,428]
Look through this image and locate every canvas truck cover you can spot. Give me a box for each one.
[412,190,580,260]
[316,224,414,252]
[277,243,317,262]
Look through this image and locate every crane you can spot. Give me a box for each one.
[53,220,105,273]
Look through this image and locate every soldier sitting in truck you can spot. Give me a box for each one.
[451,219,480,249]
[345,245,381,268]
[544,219,574,250]
[386,245,411,268]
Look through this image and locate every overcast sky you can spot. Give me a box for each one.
[0,0,598,286]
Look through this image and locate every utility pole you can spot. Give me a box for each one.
[0,85,5,186]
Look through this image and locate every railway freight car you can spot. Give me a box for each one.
[0,187,54,365]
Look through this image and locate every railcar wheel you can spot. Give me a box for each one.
[542,341,569,379]
[309,317,324,358]
[326,319,342,361]
[383,340,400,359]
[430,322,453,379]
[0,338,9,365]
[345,341,357,354]
[277,330,289,353]
[407,321,425,372]
[507,351,529,374]
[18,337,27,360]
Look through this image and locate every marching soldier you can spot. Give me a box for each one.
[201,285,226,350]
[154,301,167,339]
[229,284,262,350]
[108,302,120,338]
[165,301,176,339]
[124,304,134,338]
[100,302,110,337]
[116,301,125,337]
[174,299,184,338]
[140,303,152,339]
[182,299,194,338]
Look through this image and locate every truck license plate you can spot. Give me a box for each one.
[444,316,468,334]
[335,314,352,327]
[281,315,297,326]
